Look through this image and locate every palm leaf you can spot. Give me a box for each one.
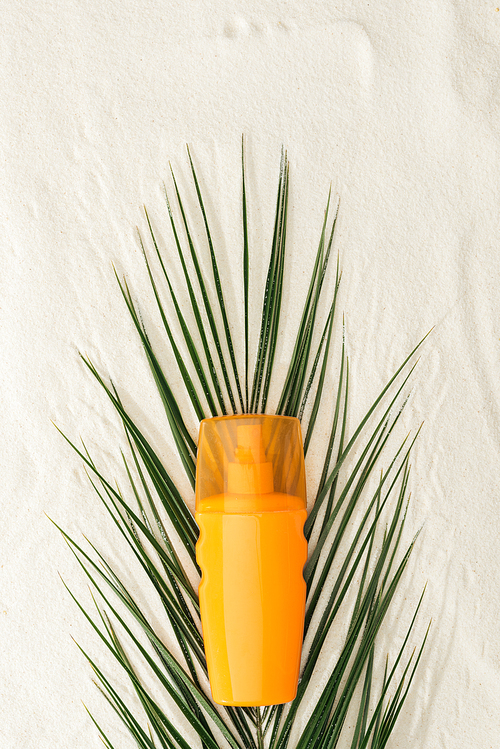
[170,162,238,414]
[138,227,207,422]
[112,273,197,483]
[186,146,245,413]
[250,147,289,414]
[162,184,226,415]
[242,135,250,412]
[57,144,429,749]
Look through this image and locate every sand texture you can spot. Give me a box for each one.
[1,1,499,747]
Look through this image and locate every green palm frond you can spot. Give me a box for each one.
[56,142,429,749]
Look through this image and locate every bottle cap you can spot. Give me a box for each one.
[195,415,306,513]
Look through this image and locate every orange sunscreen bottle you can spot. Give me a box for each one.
[195,414,307,706]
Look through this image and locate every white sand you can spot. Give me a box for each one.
[1,1,499,746]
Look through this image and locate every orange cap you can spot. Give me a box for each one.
[195,414,306,512]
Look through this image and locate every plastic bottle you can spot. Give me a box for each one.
[195,414,307,706]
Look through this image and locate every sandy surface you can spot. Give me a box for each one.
[1,1,500,747]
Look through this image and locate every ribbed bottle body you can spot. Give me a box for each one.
[196,503,307,706]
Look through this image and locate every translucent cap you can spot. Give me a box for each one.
[195,415,306,512]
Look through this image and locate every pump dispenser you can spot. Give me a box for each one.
[195,415,307,706]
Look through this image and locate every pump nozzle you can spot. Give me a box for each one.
[228,424,274,495]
